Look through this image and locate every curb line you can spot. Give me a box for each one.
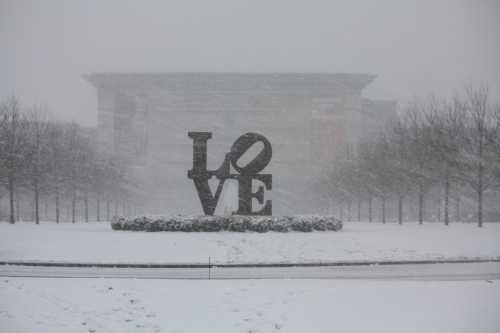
[1,258,499,269]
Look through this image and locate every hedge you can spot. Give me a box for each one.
[111,215,342,233]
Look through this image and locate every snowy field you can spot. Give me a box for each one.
[0,221,499,264]
[0,278,498,333]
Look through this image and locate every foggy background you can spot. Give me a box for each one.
[1,0,499,126]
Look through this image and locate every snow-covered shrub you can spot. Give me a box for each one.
[248,216,271,233]
[145,219,161,232]
[158,218,180,231]
[269,221,290,232]
[110,216,126,230]
[196,215,226,232]
[289,216,314,232]
[325,218,342,231]
[126,216,152,231]
[227,215,249,232]
[111,215,342,233]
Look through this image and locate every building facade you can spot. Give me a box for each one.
[85,73,395,215]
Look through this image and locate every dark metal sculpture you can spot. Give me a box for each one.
[188,132,272,216]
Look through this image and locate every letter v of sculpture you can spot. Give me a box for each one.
[188,132,272,216]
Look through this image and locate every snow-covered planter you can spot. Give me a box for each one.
[111,215,342,233]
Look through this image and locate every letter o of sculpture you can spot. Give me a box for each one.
[229,132,272,175]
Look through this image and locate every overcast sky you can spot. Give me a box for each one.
[1,0,499,126]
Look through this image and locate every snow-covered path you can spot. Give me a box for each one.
[1,221,499,264]
[1,262,499,281]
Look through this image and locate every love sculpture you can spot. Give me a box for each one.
[188,132,272,216]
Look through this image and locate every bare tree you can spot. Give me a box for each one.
[24,107,52,224]
[46,123,68,223]
[423,97,464,225]
[455,86,496,227]
[357,136,399,223]
[0,97,30,223]
[388,118,415,224]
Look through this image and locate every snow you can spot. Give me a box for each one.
[1,222,499,332]
[0,221,499,264]
[1,278,499,333]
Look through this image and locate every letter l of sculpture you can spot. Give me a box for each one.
[187,132,230,215]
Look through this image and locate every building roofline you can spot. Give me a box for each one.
[83,72,377,91]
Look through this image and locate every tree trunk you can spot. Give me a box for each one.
[381,197,386,224]
[84,192,89,223]
[444,176,450,226]
[15,189,20,222]
[418,184,424,225]
[106,200,110,221]
[357,199,361,221]
[71,189,76,223]
[31,199,35,222]
[478,126,484,228]
[34,179,40,224]
[437,201,441,222]
[456,196,460,222]
[368,197,373,222]
[398,195,403,225]
[477,159,484,227]
[478,188,483,228]
[55,188,60,223]
[347,201,352,221]
[8,175,15,224]
[96,196,101,222]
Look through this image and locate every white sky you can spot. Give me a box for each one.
[1,0,499,126]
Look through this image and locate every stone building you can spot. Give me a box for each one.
[85,73,396,215]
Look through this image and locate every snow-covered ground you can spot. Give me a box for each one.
[1,278,498,333]
[0,221,499,264]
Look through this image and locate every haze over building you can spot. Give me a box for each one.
[86,72,396,214]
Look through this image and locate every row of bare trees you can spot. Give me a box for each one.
[326,86,500,227]
[0,96,137,223]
